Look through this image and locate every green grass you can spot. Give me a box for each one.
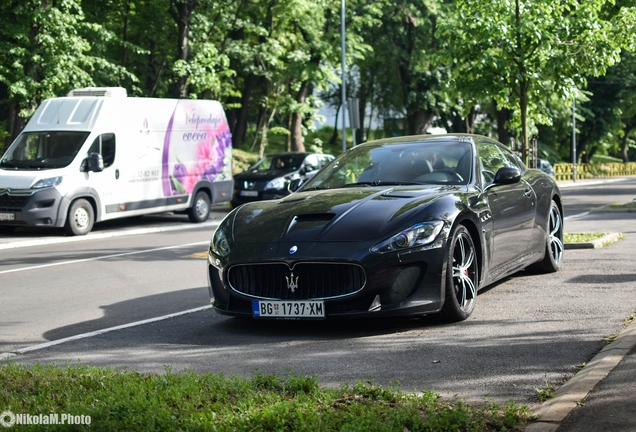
[606,202,636,210]
[0,363,533,431]
[534,382,555,403]
[564,232,608,243]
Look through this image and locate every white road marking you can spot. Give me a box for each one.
[0,305,212,360]
[0,220,221,250]
[0,241,209,275]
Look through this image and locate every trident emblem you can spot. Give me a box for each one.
[285,272,299,292]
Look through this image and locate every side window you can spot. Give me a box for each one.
[497,145,522,170]
[320,155,334,168]
[303,154,320,172]
[88,133,116,168]
[478,142,508,184]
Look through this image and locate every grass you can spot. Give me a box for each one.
[534,383,555,403]
[606,201,636,210]
[0,363,533,431]
[563,232,608,243]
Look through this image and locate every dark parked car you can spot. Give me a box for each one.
[231,152,335,207]
[209,134,563,322]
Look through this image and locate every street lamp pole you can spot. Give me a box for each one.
[341,0,347,153]
[572,98,577,182]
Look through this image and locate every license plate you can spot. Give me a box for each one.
[252,300,325,318]
[0,213,15,221]
[240,190,258,197]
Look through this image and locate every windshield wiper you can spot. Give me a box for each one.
[376,181,423,186]
[0,160,19,168]
[302,186,329,191]
[343,182,380,187]
[343,181,422,187]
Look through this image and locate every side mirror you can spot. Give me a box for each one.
[493,167,521,185]
[288,178,304,192]
[87,152,104,172]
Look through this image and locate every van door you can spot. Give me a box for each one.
[83,133,123,219]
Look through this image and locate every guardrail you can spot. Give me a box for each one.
[553,163,636,181]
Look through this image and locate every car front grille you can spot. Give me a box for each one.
[227,262,366,300]
[0,194,29,210]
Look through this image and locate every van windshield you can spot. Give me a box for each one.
[0,131,89,169]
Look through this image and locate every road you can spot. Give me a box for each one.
[1,178,636,408]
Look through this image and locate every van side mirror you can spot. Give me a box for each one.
[86,152,104,172]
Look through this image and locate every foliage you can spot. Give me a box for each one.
[0,363,533,431]
[1,0,636,162]
[0,0,135,120]
[437,0,635,163]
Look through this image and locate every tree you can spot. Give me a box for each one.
[354,0,449,137]
[0,0,133,145]
[438,0,634,163]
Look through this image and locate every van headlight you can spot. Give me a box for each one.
[33,176,63,189]
[265,177,286,190]
[371,221,444,254]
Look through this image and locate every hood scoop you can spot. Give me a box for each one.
[284,212,336,240]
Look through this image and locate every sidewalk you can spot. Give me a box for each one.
[526,205,636,432]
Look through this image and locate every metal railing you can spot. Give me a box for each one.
[553,163,636,181]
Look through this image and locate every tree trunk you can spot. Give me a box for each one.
[233,73,256,149]
[495,102,511,146]
[290,80,311,152]
[621,124,634,162]
[465,106,476,134]
[407,109,434,135]
[329,103,341,145]
[520,82,529,164]
[169,0,199,98]
[249,104,267,152]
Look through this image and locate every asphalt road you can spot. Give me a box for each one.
[1,178,636,410]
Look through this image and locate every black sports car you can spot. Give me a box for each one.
[208,134,563,322]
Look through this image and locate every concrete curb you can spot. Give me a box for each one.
[525,323,636,432]
[564,232,623,250]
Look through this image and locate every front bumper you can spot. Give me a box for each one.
[0,188,67,228]
[207,240,449,319]
[231,188,290,206]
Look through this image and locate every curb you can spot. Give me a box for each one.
[564,232,623,250]
[525,323,636,432]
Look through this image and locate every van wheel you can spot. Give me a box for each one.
[65,199,94,236]
[188,191,211,223]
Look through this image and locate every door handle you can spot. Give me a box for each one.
[523,188,532,197]
[115,169,120,180]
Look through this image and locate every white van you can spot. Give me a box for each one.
[0,87,233,235]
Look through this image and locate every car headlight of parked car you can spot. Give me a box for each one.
[371,221,444,254]
[265,177,286,190]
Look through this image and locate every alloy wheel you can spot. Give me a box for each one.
[451,231,477,313]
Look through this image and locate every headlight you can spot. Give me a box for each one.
[371,221,444,254]
[265,177,286,190]
[210,228,231,257]
[32,176,63,189]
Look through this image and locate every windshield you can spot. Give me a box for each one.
[0,131,90,169]
[250,154,305,172]
[301,140,473,190]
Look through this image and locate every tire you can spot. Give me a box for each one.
[440,225,478,322]
[187,191,211,223]
[64,199,95,236]
[529,200,563,273]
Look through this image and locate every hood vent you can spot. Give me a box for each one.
[285,213,335,238]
